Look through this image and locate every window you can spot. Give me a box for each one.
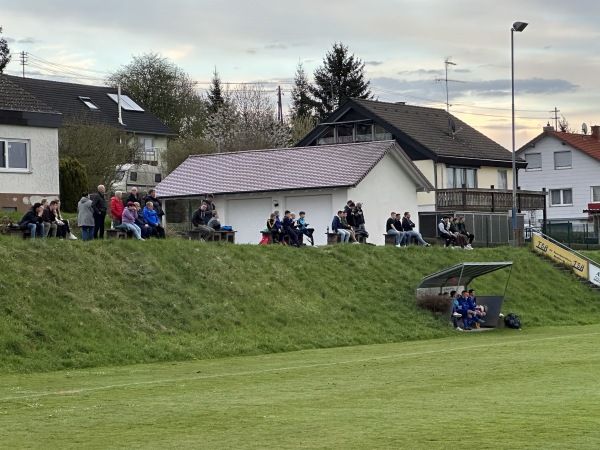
[550,189,573,206]
[446,167,478,188]
[525,153,542,170]
[2,207,17,212]
[107,94,145,111]
[129,172,138,182]
[79,96,99,110]
[498,170,508,190]
[138,137,155,160]
[592,186,600,203]
[0,139,29,171]
[317,127,335,145]
[154,173,162,183]
[554,151,572,169]
[336,124,354,143]
[356,123,373,142]
[374,124,392,141]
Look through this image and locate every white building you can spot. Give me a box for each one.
[516,124,600,230]
[156,140,433,246]
[0,76,62,212]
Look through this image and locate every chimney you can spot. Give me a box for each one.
[543,122,554,132]
[591,125,600,140]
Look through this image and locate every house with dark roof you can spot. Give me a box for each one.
[5,75,177,192]
[516,124,600,232]
[156,140,433,245]
[297,98,545,217]
[0,76,63,212]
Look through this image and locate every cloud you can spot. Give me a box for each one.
[397,68,443,77]
[365,61,383,66]
[246,49,258,54]
[454,68,471,73]
[265,43,287,50]
[18,37,39,44]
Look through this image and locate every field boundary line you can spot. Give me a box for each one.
[2,330,599,402]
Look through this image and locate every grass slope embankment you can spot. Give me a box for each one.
[1,237,599,374]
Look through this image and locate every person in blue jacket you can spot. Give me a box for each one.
[467,289,486,326]
[142,201,165,238]
[332,211,350,243]
[297,211,314,246]
[282,210,301,247]
[456,291,473,330]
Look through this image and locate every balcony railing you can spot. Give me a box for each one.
[436,188,546,212]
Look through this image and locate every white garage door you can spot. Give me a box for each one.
[285,194,332,246]
[227,197,273,244]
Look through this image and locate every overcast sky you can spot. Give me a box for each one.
[3,0,600,149]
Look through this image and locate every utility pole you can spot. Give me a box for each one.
[550,107,560,130]
[277,86,283,123]
[19,51,28,77]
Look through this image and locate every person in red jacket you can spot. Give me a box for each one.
[110,191,125,228]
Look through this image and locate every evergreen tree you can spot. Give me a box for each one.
[207,67,225,113]
[290,62,315,120]
[0,26,11,74]
[59,156,89,212]
[310,43,372,119]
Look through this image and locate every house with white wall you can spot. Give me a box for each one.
[516,124,600,230]
[155,140,433,245]
[0,76,63,212]
[5,75,177,192]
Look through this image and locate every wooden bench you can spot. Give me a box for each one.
[7,227,31,239]
[209,230,236,243]
[106,228,131,239]
[384,234,396,246]
[327,232,367,244]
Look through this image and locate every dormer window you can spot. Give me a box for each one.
[79,96,99,110]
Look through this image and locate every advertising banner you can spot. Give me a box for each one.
[532,233,589,280]
[588,262,600,287]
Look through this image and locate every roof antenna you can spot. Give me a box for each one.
[436,58,465,137]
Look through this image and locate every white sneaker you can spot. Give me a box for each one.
[466,244,473,250]
[395,244,401,247]
[353,241,360,244]
[452,312,462,318]
[455,327,463,331]
[68,233,78,240]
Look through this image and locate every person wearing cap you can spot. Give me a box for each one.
[18,202,45,238]
[121,201,145,240]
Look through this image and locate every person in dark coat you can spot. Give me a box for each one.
[125,187,142,206]
[91,185,107,239]
[18,203,44,238]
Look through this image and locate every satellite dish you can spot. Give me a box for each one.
[582,123,588,135]
[449,117,457,133]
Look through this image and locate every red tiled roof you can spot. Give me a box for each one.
[156,140,431,198]
[545,130,600,162]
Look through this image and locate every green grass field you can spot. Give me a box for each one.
[2,324,600,449]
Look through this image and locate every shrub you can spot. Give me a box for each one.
[59,156,89,212]
[416,294,451,315]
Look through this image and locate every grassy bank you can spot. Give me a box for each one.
[1,237,599,374]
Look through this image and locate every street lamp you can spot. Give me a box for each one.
[511,21,528,245]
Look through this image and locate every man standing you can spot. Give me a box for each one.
[201,193,216,225]
[92,185,107,239]
[401,211,431,246]
[125,187,141,206]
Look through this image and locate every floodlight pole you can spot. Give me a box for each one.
[511,21,528,246]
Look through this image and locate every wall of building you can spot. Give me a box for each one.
[350,152,421,244]
[519,135,600,222]
[414,159,436,211]
[0,124,60,212]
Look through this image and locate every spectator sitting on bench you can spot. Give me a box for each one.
[201,193,216,225]
[332,211,350,243]
[207,211,221,230]
[458,217,475,249]
[266,213,283,244]
[77,193,95,241]
[283,210,302,247]
[122,202,145,241]
[18,202,44,238]
[55,200,77,240]
[297,211,314,246]
[341,210,359,244]
[401,211,431,247]
[438,216,456,248]
[192,203,215,241]
[42,200,59,238]
[467,289,486,326]
[143,189,164,222]
[449,217,470,250]
[456,290,474,330]
[449,291,464,331]
[134,202,153,239]
[110,191,124,228]
[386,211,404,247]
[143,201,166,238]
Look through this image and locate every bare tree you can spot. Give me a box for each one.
[0,26,10,74]
[558,115,573,133]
